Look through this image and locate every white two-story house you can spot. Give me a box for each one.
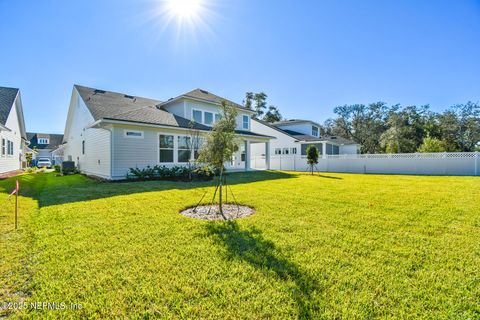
[0,86,28,174]
[63,85,272,180]
[250,119,359,170]
[26,132,64,164]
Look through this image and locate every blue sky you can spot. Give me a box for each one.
[1,0,479,134]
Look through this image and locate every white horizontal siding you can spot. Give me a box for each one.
[112,125,206,179]
[0,96,23,173]
[64,88,111,179]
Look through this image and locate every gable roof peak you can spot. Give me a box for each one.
[0,86,20,126]
[160,88,253,113]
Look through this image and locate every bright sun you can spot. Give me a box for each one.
[166,0,203,19]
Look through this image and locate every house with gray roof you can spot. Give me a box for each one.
[250,118,359,170]
[26,132,64,164]
[63,85,272,180]
[0,86,28,174]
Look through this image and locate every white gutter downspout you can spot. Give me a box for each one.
[110,127,114,180]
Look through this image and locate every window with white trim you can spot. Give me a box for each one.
[124,130,144,138]
[291,147,297,154]
[82,140,85,155]
[1,139,5,156]
[204,112,213,125]
[38,138,49,144]
[192,109,202,123]
[274,148,282,155]
[177,136,191,163]
[242,115,249,130]
[159,135,174,163]
[282,148,289,155]
[7,140,13,155]
[215,113,221,122]
[312,126,319,137]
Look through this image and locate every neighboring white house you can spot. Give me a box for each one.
[26,132,64,164]
[63,85,273,180]
[0,86,28,174]
[250,119,359,170]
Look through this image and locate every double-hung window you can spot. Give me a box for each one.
[242,115,249,130]
[1,139,5,156]
[312,126,319,137]
[274,148,282,155]
[177,136,191,163]
[7,140,13,156]
[291,147,297,154]
[159,135,174,163]
[282,148,289,155]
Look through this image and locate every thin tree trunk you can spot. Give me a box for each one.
[219,167,224,216]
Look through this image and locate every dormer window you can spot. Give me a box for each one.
[204,112,213,125]
[38,138,49,144]
[192,109,220,126]
[312,126,319,137]
[192,109,202,123]
[242,115,250,130]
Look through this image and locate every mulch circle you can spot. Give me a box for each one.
[180,204,255,221]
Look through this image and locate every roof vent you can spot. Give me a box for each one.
[199,89,209,94]
[94,89,106,94]
[124,94,135,99]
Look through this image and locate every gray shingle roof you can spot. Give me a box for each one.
[0,86,19,126]
[103,106,211,131]
[75,85,271,139]
[74,85,163,121]
[282,129,356,145]
[161,88,252,112]
[27,132,64,149]
[272,119,322,128]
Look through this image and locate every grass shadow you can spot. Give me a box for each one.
[205,221,321,318]
[0,171,297,208]
[298,173,343,180]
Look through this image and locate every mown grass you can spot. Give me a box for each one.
[0,171,479,319]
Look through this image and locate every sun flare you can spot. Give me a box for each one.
[166,0,203,19]
[146,0,216,46]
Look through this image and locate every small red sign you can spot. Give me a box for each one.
[10,180,19,196]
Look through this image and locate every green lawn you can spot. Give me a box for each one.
[0,171,479,319]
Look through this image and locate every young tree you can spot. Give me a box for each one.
[25,152,33,167]
[417,136,446,153]
[263,105,283,123]
[306,145,319,175]
[253,92,268,118]
[197,101,239,215]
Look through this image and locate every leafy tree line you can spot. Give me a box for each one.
[321,102,480,154]
[243,92,283,123]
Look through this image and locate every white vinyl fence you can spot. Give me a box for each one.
[252,152,480,176]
